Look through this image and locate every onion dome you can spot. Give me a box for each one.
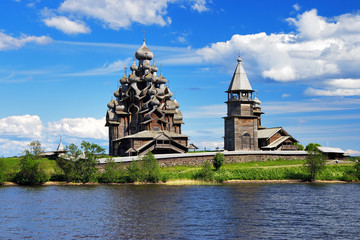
[150,96,160,107]
[144,73,153,82]
[130,61,138,72]
[116,103,125,112]
[120,73,128,85]
[107,99,115,109]
[135,40,154,60]
[151,61,158,72]
[129,73,140,83]
[157,75,167,84]
[114,88,120,97]
[142,60,151,70]
[253,97,261,105]
[173,99,180,108]
[253,97,261,108]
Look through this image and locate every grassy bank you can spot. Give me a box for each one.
[0,157,359,185]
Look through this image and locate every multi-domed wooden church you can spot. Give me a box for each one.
[106,39,188,156]
[106,38,298,156]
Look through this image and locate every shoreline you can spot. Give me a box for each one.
[1,179,355,186]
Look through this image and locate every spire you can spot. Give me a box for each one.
[227,54,253,92]
[57,136,64,151]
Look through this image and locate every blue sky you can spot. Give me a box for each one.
[1,0,360,156]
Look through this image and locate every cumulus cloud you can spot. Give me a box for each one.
[47,117,108,139]
[58,0,172,29]
[0,138,30,156]
[305,87,360,96]
[196,9,360,91]
[0,31,52,51]
[0,115,43,138]
[43,16,90,34]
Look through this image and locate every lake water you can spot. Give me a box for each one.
[0,183,359,239]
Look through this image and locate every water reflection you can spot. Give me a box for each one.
[0,184,359,239]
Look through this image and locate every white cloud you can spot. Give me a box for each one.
[47,117,108,140]
[65,58,131,76]
[0,31,52,51]
[58,0,172,29]
[0,138,30,156]
[327,78,360,89]
[281,93,291,98]
[44,16,90,34]
[293,4,300,11]
[191,0,208,13]
[0,115,43,138]
[305,87,360,96]
[196,9,360,85]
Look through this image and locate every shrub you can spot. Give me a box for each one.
[141,152,161,183]
[14,155,50,185]
[100,158,124,183]
[126,161,143,182]
[195,161,214,181]
[213,153,225,171]
[0,159,5,183]
[304,151,327,182]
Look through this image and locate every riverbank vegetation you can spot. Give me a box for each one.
[1,141,360,185]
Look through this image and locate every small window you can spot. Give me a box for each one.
[153,127,159,131]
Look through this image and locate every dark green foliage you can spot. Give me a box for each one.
[304,151,327,181]
[213,152,225,171]
[55,157,76,182]
[141,152,160,183]
[126,161,143,182]
[293,142,304,150]
[14,154,50,185]
[0,159,5,183]
[99,158,125,183]
[195,161,214,181]
[305,143,321,152]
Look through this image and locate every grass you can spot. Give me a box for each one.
[1,157,358,184]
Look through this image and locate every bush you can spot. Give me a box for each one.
[0,159,5,183]
[99,158,125,183]
[304,151,327,182]
[141,152,161,183]
[213,153,225,171]
[55,158,76,182]
[126,161,143,182]
[14,155,50,185]
[195,161,214,181]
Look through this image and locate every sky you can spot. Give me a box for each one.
[1,0,360,157]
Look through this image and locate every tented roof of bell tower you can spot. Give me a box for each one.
[227,56,253,92]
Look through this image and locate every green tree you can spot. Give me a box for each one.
[305,143,321,152]
[15,141,50,185]
[213,152,225,171]
[100,158,124,183]
[65,143,82,161]
[304,151,327,182]
[72,141,105,183]
[141,152,160,183]
[293,142,305,150]
[24,140,44,156]
[126,161,143,182]
[15,156,50,185]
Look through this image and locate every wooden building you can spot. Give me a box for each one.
[106,40,188,156]
[224,55,298,151]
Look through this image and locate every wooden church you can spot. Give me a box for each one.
[106,39,188,156]
[224,55,298,151]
